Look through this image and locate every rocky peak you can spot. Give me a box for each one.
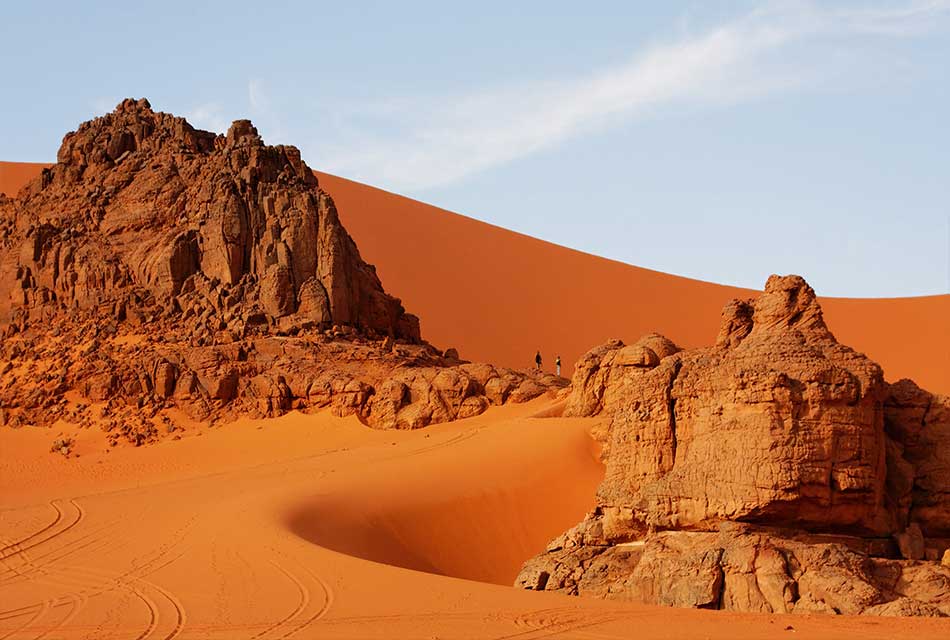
[55,98,216,173]
[225,119,262,147]
[715,298,754,348]
[2,98,419,342]
[0,100,572,440]
[717,275,833,350]
[750,274,833,339]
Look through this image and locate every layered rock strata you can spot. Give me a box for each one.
[517,275,950,616]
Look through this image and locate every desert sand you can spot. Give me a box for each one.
[3,398,949,639]
[2,161,946,393]
[2,151,948,639]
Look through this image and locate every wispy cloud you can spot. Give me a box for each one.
[310,0,949,192]
[184,103,230,134]
[184,81,285,138]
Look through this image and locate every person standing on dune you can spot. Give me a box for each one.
[556,355,561,377]
[535,350,542,371]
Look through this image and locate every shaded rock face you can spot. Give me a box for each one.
[519,275,950,616]
[568,275,890,536]
[0,98,418,340]
[0,100,568,440]
[516,524,950,617]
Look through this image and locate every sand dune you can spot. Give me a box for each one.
[2,161,946,393]
[3,402,948,639]
[315,172,950,395]
[2,157,949,638]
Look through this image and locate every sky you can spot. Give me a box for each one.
[1,0,948,297]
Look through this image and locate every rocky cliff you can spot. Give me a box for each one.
[517,275,950,616]
[0,100,564,440]
[1,98,418,339]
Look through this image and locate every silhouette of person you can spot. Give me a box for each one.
[555,355,561,377]
[535,350,542,371]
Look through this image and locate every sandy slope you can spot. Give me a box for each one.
[314,172,950,395]
[3,401,948,639]
[2,161,947,393]
[1,159,948,638]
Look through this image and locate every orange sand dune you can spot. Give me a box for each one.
[0,161,43,198]
[3,402,947,639]
[2,161,947,393]
[2,158,947,637]
[316,172,950,395]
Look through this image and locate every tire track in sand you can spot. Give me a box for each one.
[0,535,51,640]
[0,561,184,640]
[0,515,124,586]
[0,503,90,640]
[0,503,188,640]
[0,499,84,561]
[390,427,480,461]
[250,548,333,639]
[490,607,620,640]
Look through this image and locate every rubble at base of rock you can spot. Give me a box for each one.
[0,99,568,441]
[516,521,950,616]
[517,275,950,617]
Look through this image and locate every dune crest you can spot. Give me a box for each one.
[3,162,947,394]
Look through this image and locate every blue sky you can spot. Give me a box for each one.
[2,1,948,296]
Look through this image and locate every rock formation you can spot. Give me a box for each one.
[517,275,950,616]
[1,98,417,339]
[0,99,565,441]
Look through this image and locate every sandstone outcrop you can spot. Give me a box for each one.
[1,98,417,340]
[0,100,566,442]
[517,275,950,616]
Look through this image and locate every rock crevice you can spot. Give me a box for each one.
[519,275,950,617]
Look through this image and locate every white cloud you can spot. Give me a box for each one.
[312,1,950,192]
[184,103,230,134]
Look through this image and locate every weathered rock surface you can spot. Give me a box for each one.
[1,98,417,339]
[517,523,950,616]
[518,275,950,616]
[0,100,567,442]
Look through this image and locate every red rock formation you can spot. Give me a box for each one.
[517,275,950,616]
[1,98,417,340]
[0,100,565,439]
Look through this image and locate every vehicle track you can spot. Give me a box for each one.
[0,504,189,640]
[0,561,185,640]
[0,500,85,561]
[491,607,619,640]
[248,548,333,639]
[394,427,480,460]
[0,505,62,557]
[0,515,123,586]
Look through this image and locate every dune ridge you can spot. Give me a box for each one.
[2,160,946,393]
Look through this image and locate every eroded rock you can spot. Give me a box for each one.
[0,100,567,440]
[519,275,950,617]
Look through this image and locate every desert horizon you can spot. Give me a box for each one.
[4,160,947,394]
